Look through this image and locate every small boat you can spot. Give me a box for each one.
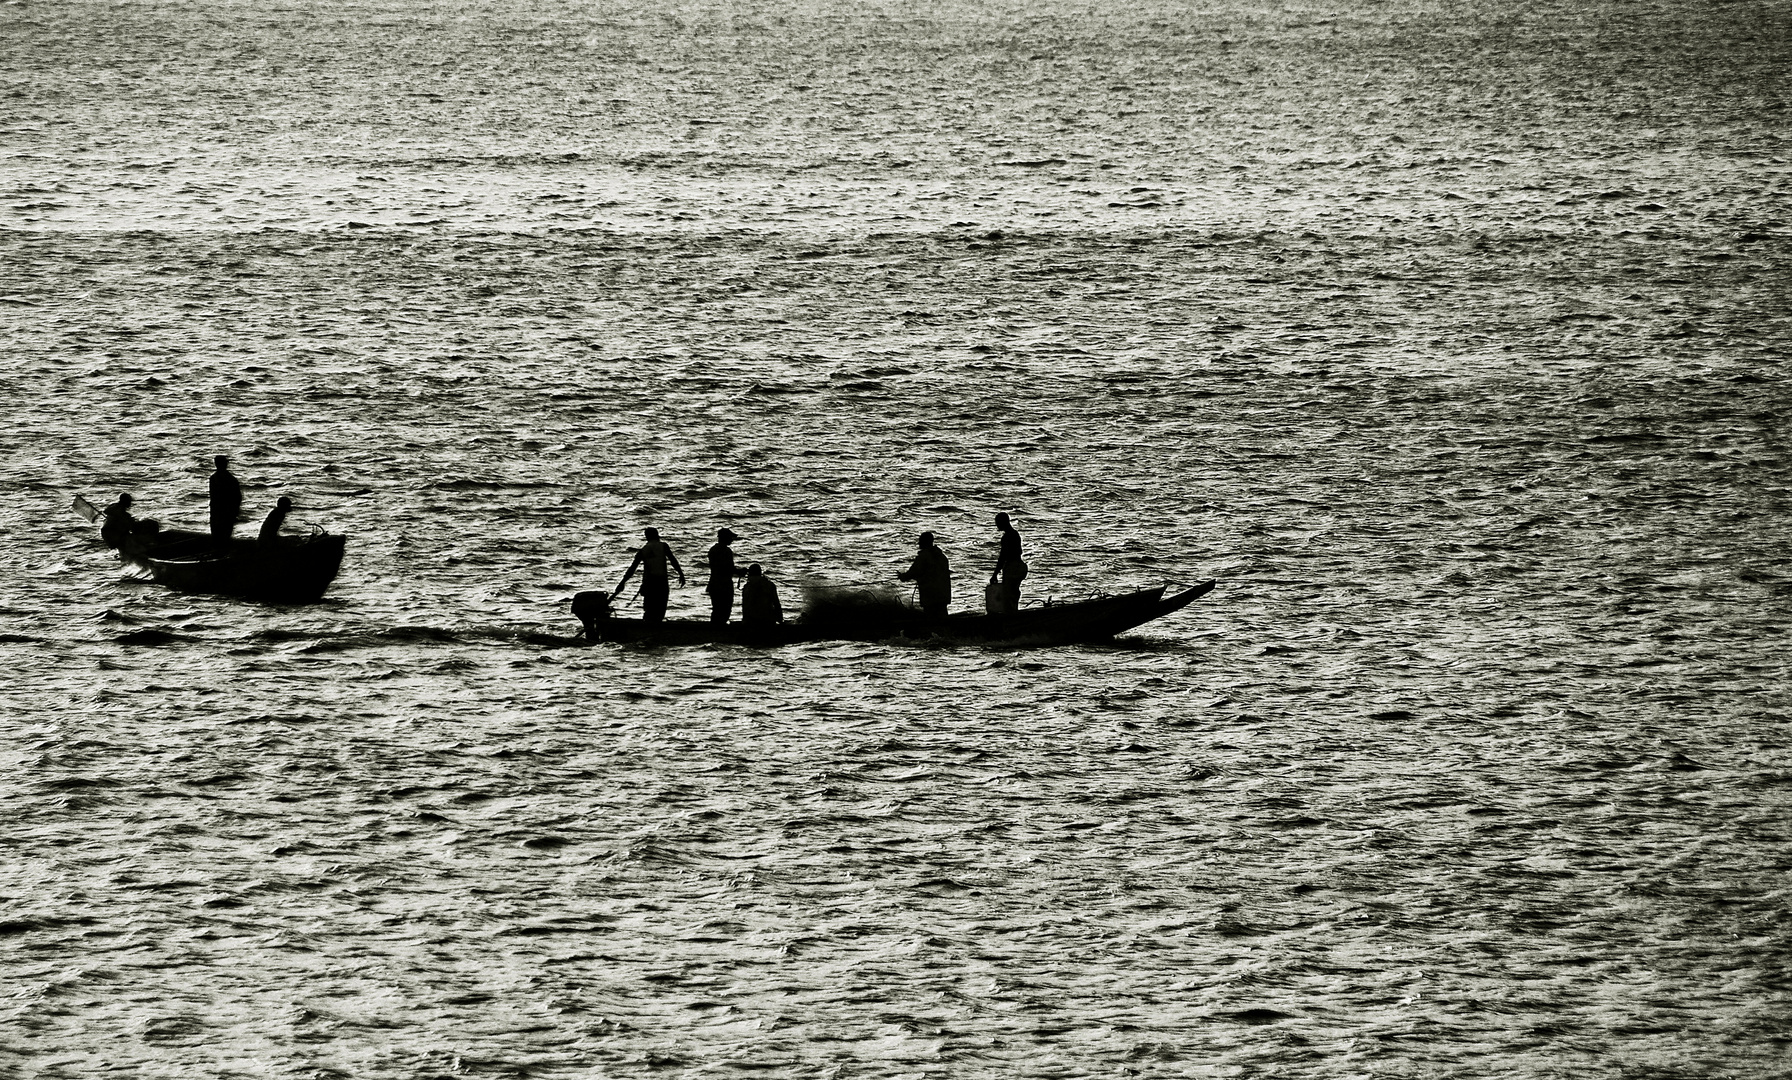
[569,580,1216,647]
[73,494,348,604]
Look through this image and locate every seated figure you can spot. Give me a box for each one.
[100,494,136,551]
[741,564,783,626]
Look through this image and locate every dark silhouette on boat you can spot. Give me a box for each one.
[73,494,346,604]
[570,580,1216,646]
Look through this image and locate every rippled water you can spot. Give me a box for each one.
[4,0,1790,1076]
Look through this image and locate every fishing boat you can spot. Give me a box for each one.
[72,495,347,604]
[569,580,1216,646]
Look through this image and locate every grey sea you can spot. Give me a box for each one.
[3,0,1789,1076]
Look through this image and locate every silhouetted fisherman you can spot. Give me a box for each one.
[208,455,242,552]
[705,527,745,624]
[898,530,952,619]
[100,493,136,551]
[258,496,293,546]
[616,527,685,624]
[989,511,1028,615]
[740,563,783,627]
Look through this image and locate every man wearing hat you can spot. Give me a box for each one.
[705,527,746,624]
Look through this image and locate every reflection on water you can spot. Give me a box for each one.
[2,0,1788,1076]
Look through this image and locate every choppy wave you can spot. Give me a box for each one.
[3,0,1789,1077]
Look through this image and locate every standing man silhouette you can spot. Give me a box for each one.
[616,528,686,624]
[208,455,242,552]
[705,527,744,624]
[989,512,1027,615]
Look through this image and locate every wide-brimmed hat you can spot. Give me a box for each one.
[718,527,739,542]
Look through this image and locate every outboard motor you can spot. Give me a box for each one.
[571,590,611,639]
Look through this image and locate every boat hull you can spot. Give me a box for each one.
[77,493,347,603]
[146,534,347,604]
[577,582,1215,646]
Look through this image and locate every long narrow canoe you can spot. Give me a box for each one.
[571,581,1216,646]
[74,494,348,604]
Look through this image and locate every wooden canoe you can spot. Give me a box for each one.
[572,581,1216,646]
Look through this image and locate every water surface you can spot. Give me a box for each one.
[2,1,1789,1076]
